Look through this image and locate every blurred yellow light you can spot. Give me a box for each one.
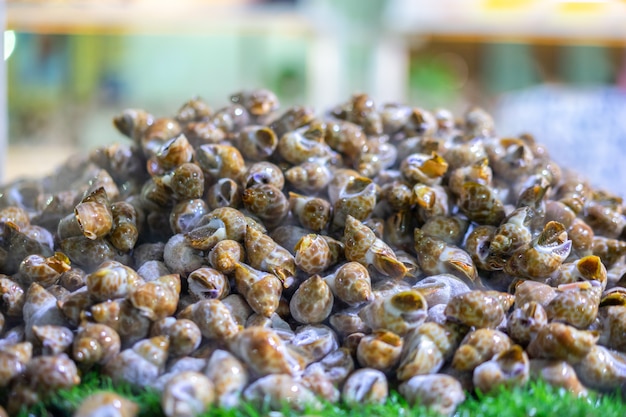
[483,0,536,10]
[4,30,16,61]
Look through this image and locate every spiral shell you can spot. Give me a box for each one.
[74,392,140,417]
[207,178,242,210]
[140,118,182,159]
[176,96,212,124]
[74,187,113,240]
[287,325,336,366]
[195,144,246,183]
[341,368,388,406]
[489,138,535,181]
[545,281,601,329]
[90,299,151,347]
[452,328,512,372]
[448,158,492,197]
[357,140,395,179]
[70,321,120,369]
[242,162,282,190]
[0,276,25,317]
[243,374,321,412]
[358,290,427,336]
[284,158,334,194]
[23,283,69,343]
[230,262,281,317]
[184,121,225,147]
[187,267,230,301]
[18,252,71,288]
[204,349,249,408]
[113,108,155,141]
[163,163,205,202]
[397,321,467,381]
[0,205,30,230]
[154,134,194,172]
[211,104,250,134]
[290,275,334,324]
[412,274,470,307]
[231,88,278,118]
[327,264,373,308]
[229,326,304,377]
[382,181,412,213]
[530,359,588,397]
[585,203,626,239]
[325,120,366,162]
[300,367,340,403]
[164,234,205,276]
[109,201,139,252]
[473,344,530,394]
[169,199,209,235]
[244,225,295,288]
[140,178,174,211]
[421,215,469,247]
[24,353,81,391]
[178,299,240,341]
[87,260,144,302]
[289,193,331,233]
[236,125,278,161]
[504,221,572,280]
[151,318,201,358]
[574,345,626,393]
[162,371,215,417]
[414,228,480,286]
[59,235,118,270]
[592,235,626,268]
[31,325,73,356]
[490,207,533,256]
[86,169,120,203]
[507,302,548,346]
[513,280,556,309]
[401,152,448,186]
[526,322,598,363]
[331,177,377,232]
[445,291,505,329]
[129,274,181,321]
[463,225,501,272]
[344,215,407,279]
[242,184,290,229]
[458,182,505,226]
[105,336,169,386]
[277,126,336,166]
[293,234,332,275]
[550,254,607,289]
[21,224,55,251]
[356,330,402,373]
[205,239,243,275]
[2,220,54,274]
[399,374,465,417]
[0,342,32,387]
[184,207,247,251]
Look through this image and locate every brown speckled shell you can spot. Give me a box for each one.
[445,291,504,329]
[178,299,240,340]
[290,275,334,324]
[452,328,512,372]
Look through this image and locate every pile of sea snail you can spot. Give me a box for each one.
[1,89,626,417]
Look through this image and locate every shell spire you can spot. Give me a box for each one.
[343,215,407,279]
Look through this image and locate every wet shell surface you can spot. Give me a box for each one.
[2,89,626,416]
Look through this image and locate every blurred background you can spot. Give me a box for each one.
[2,0,626,195]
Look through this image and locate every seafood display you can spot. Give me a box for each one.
[1,89,626,416]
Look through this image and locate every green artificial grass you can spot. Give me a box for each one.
[7,371,626,417]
